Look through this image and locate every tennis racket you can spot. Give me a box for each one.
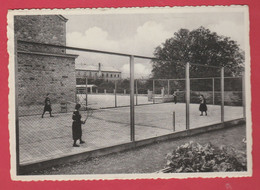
[83,107,94,123]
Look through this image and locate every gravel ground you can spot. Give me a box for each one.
[27,124,246,175]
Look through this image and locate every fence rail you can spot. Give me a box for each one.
[15,40,246,174]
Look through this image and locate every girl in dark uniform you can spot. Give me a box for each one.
[172,91,177,104]
[72,104,86,147]
[199,94,207,116]
[42,93,54,118]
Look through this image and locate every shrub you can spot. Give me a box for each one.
[165,142,247,172]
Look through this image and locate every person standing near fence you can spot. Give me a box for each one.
[72,104,86,147]
[199,94,207,116]
[42,93,54,118]
[172,91,177,104]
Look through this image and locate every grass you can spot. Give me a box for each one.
[27,124,246,175]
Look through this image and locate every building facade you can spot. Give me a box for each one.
[76,63,122,82]
[15,15,78,106]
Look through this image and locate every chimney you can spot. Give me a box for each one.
[98,63,102,77]
[98,63,101,72]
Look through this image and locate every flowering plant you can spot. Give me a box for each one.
[165,142,247,172]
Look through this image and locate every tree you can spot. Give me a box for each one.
[152,27,244,79]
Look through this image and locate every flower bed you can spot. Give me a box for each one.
[165,142,247,173]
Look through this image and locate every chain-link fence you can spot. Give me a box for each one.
[15,40,246,174]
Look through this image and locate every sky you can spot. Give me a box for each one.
[64,10,246,78]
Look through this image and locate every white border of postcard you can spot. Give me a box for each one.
[7,5,252,181]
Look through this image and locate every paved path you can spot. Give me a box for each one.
[19,103,243,165]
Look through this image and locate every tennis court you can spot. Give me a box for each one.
[19,101,243,165]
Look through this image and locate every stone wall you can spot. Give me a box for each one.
[17,53,76,106]
[14,15,67,45]
[15,15,78,107]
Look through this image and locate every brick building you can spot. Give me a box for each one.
[14,15,78,106]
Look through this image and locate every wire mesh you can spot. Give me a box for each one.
[135,79,154,106]
[223,77,243,121]
[16,40,245,168]
[17,43,134,166]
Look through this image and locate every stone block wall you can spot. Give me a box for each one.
[14,15,78,108]
[14,15,67,45]
[17,52,76,106]
[17,41,66,55]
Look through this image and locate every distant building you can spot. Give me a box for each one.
[76,63,122,82]
[15,15,78,106]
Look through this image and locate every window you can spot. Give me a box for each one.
[106,73,108,77]
[118,74,120,78]
[110,74,112,77]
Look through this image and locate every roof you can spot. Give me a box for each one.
[56,15,68,22]
[76,65,121,73]
[75,56,121,73]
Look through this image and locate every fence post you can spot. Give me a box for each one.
[135,79,138,105]
[168,79,170,97]
[114,81,117,108]
[186,62,190,130]
[15,38,20,174]
[173,111,175,132]
[152,79,155,104]
[242,71,246,119]
[130,55,135,142]
[221,67,224,123]
[212,78,215,105]
[85,77,88,109]
[75,84,78,103]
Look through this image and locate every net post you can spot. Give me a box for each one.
[135,79,138,105]
[221,67,224,123]
[212,77,215,105]
[185,62,190,130]
[15,37,20,175]
[85,77,88,110]
[173,111,175,132]
[242,71,246,119]
[114,81,117,108]
[130,55,135,142]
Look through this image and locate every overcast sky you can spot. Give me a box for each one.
[64,11,245,78]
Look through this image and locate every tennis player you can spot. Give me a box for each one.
[72,104,86,147]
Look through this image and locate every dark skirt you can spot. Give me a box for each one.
[44,105,52,112]
[199,103,207,112]
[72,121,82,140]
